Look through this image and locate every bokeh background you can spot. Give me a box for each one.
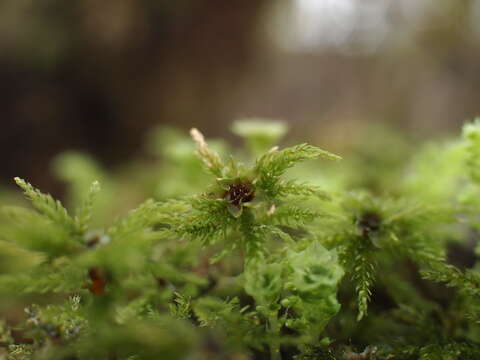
[2,0,480,192]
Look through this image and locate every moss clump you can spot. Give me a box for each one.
[2,119,480,359]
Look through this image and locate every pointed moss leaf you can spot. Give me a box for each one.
[256,143,340,178]
[190,128,224,177]
[14,177,81,237]
[76,180,101,233]
[255,144,340,198]
[342,240,376,321]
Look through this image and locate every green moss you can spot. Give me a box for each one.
[2,119,480,359]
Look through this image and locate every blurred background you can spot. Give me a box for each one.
[1,0,480,192]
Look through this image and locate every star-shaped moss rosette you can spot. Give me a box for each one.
[182,127,340,258]
[322,192,449,320]
[220,178,255,218]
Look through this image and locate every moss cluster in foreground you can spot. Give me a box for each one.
[2,119,480,359]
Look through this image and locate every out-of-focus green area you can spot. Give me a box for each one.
[1,0,479,194]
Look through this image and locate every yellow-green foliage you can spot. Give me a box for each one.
[2,119,480,360]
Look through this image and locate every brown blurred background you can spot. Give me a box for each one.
[1,0,480,191]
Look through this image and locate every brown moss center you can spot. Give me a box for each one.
[225,183,254,206]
